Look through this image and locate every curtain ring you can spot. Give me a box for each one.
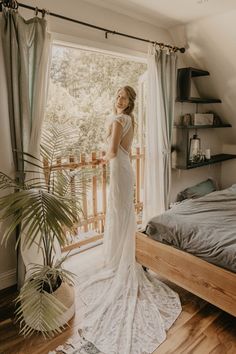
[41,9,50,17]
[159,43,165,50]
[4,0,18,10]
[35,6,38,16]
[11,0,18,10]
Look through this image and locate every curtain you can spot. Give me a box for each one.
[1,9,52,287]
[143,45,178,226]
[0,16,16,286]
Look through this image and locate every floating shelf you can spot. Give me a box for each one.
[175,67,233,170]
[176,67,221,103]
[174,124,232,129]
[175,124,234,169]
[176,97,222,103]
[176,154,236,170]
[187,67,210,77]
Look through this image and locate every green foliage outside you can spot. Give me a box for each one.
[45,45,147,156]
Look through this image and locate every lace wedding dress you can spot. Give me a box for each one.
[77,114,181,354]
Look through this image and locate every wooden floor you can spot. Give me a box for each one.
[0,246,235,354]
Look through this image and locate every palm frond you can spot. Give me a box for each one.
[15,286,68,338]
[0,189,78,249]
[21,159,44,171]
[19,151,42,163]
[15,265,75,337]
[49,170,71,197]
[40,126,73,163]
[0,172,18,191]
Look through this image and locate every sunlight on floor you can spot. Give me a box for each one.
[64,245,104,277]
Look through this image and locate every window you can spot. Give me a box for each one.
[44,44,147,154]
[42,43,147,250]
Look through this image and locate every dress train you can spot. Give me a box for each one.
[77,114,181,354]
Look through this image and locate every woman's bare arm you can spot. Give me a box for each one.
[103,121,122,162]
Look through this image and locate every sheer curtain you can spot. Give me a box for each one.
[143,45,178,226]
[1,9,52,287]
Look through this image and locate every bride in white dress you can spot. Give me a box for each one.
[78,86,182,354]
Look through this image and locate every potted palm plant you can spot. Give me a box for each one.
[0,126,83,337]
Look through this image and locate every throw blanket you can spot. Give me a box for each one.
[146,185,236,272]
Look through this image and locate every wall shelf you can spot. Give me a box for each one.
[174,124,234,169]
[176,154,236,170]
[176,97,222,103]
[174,67,235,170]
[174,124,232,129]
[176,67,221,103]
[186,68,210,77]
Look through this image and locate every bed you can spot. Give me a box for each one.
[135,184,236,316]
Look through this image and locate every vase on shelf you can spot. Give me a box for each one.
[189,134,201,162]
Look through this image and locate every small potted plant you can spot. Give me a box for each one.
[0,126,82,337]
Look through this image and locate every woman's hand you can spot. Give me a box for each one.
[97,157,108,165]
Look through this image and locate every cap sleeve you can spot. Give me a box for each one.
[112,114,126,128]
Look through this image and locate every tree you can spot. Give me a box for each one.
[44,45,147,154]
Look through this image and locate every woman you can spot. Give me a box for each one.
[78,86,181,354]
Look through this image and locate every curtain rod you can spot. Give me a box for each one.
[0,1,186,53]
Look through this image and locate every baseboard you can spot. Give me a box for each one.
[0,269,17,290]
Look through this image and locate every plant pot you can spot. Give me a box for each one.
[52,281,75,326]
[23,281,75,332]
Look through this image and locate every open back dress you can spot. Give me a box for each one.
[78,113,181,354]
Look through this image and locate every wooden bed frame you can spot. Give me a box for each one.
[136,231,236,317]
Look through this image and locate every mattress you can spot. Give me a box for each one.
[145,184,236,273]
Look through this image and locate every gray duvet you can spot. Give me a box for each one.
[145,184,236,273]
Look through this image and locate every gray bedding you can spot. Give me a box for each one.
[145,184,236,273]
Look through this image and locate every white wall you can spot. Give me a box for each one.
[169,10,236,188]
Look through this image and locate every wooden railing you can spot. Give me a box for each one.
[46,147,145,252]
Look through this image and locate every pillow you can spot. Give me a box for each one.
[176,178,216,202]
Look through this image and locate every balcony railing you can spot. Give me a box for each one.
[44,147,145,252]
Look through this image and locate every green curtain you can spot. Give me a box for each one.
[158,49,178,209]
[1,9,51,287]
[143,47,177,225]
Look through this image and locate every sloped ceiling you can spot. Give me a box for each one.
[83,0,236,28]
[170,10,236,144]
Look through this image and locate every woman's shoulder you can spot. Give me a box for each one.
[110,113,128,118]
[110,113,130,126]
